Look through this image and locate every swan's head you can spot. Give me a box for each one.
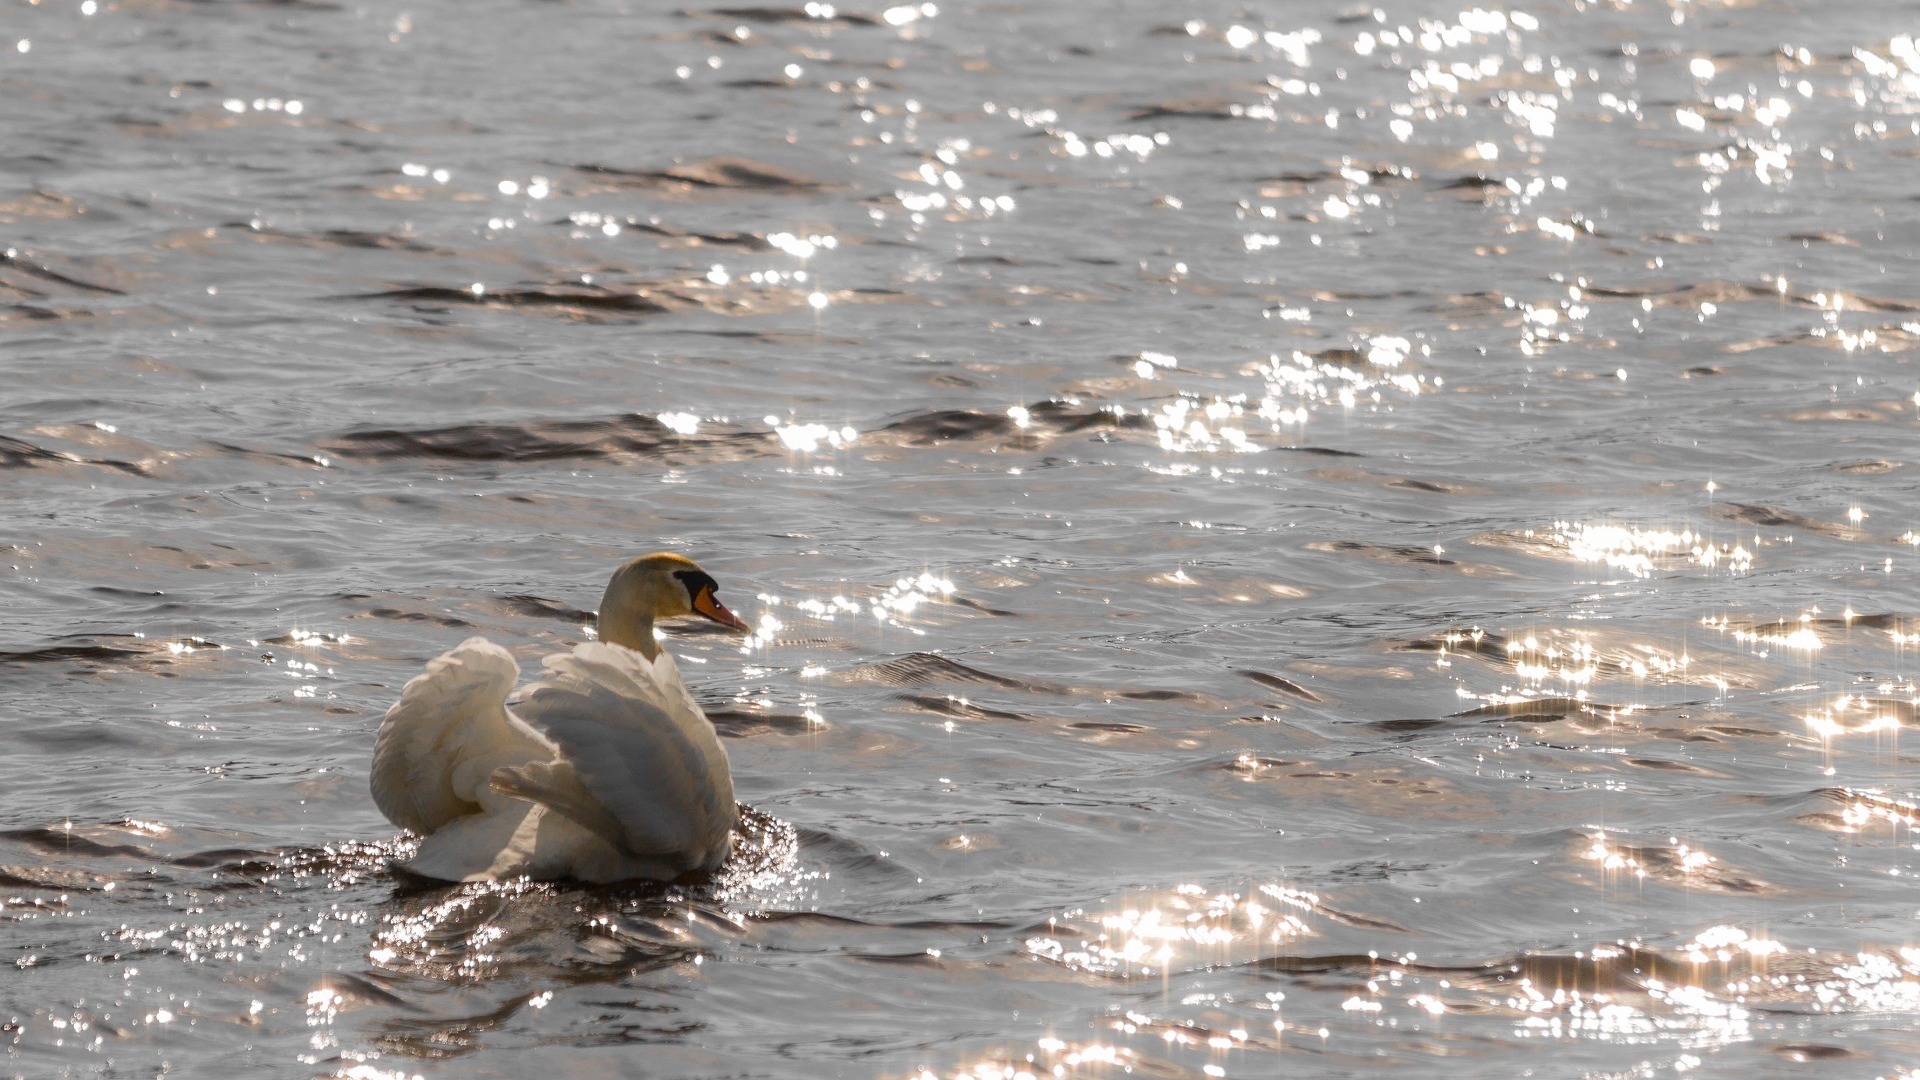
[611,552,751,631]
[599,553,750,652]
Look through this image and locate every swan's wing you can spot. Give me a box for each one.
[491,642,735,865]
[370,637,550,834]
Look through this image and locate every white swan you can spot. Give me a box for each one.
[370,553,749,883]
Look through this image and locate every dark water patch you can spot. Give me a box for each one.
[1275,445,1364,458]
[1305,540,1456,566]
[206,440,335,471]
[1792,290,1920,315]
[1769,1044,1859,1062]
[1395,630,1508,659]
[952,253,1027,267]
[699,6,880,26]
[1784,231,1860,247]
[1584,839,1771,894]
[0,864,114,891]
[1452,697,1628,721]
[1256,174,1415,204]
[1583,279,1920,316]
[759,910,1014,934]
[371,993,542,1059]
[1024,399,1152,434]
[1304,287,1425,303]
[0,827,152,861]
[1366,696,1635,732]
[1720,331,1808,354]
[170,846,283,870]
[842,652,1046,692]
[1582,279,1773,308]
[1364,717,1450,733]
[341,285,676,318]
[0,187,88,220]
[793,825,918,881]
[1127,99,1258,122]
[1241,941,1825,998]
[313,972,416,1011]
[706,707,820,737]
[1438,173,1505,192]
[873,408,1017,446]
[0,434,148,476]
[492,595,598,624]
[1625,757,1713,774]
[322,413,760,465]
[951,596,1019,617]
[846,950,946,968]
[1425,290,1510,318]
[624,219,767,248]
[357,607,475,629]
[0,642,148,666]
[1237,670,1322,702]
[1118,688,1200,702]
[0,249,125,295]
[90,585,167,599]
[2,302,83,322]
[1305,347,1368,367]
[572,155,831,192]
[724,77,807,90]
[898,694,1034,722]
[1720,503,1850,538]
[1069,721,1147,734]
[229,221,449,254]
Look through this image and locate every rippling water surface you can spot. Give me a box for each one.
[7,0,1920,1076]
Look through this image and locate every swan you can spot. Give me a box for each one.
[369,553,750,883]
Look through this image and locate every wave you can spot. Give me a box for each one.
[342,285,676,317]
[841,651,1043,691]
[317,401,1165,466]
[571,155,831,192]
[0,248,125,295]
[1236,669,1322,702]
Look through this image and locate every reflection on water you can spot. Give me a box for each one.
[7,0,1920,1075]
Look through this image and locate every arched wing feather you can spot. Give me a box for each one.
[370,638,548,834]
[497,642,735,866]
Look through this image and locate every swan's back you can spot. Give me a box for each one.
[371,638,736,882]
[498,643,737,876]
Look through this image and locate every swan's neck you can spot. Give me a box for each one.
[596,579,661,660]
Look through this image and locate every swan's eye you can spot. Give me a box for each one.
[673,568,718,606]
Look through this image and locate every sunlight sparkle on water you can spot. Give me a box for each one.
[1026,885,1315,978]
[769,418,858,452]
[1552,521,1753,577]
[1151,397,1258,454]
[657,412,700,435]
[1724,615,1824,653]
[1800,694,1911,738]
[872,572,956,628]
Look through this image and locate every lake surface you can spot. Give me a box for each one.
[6,0,1920,1076]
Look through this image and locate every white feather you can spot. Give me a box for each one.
[369,637,737,883]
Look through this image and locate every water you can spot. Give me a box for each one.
[5,0,1920,1075]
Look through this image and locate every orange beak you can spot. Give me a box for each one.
[694,587,750,632]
